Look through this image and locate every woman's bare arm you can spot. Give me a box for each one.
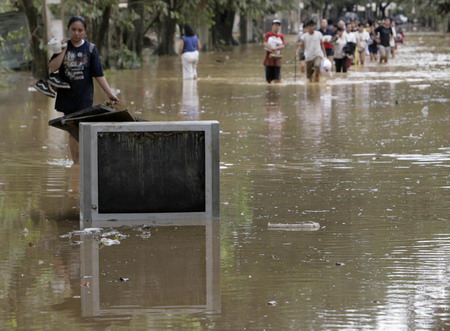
[94,76,119,101]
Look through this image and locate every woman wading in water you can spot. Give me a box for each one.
[49,16,118,163]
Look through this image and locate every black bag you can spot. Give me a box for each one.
[343,42,356,56]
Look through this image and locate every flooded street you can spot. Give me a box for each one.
[1,33,450,329]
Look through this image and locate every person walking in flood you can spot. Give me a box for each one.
[49,16,119,163]
[178,24,201,80]
[332,27,348,73]
[300,20,326,83]
[375,18,393,64]
[355,23,370,65]
[263,19,285,83]
[318,19,334,64]
[295,24,308,73]
[368,24,379,62]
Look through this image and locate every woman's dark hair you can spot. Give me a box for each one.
[68,16,87,29]
[183,24,195,37]
[337,27,344,32]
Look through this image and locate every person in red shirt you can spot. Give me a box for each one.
[263,19,286,83]
[318,19,334,62]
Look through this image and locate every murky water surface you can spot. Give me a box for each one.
[1,33,449,329]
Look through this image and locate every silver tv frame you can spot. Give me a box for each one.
[80,219,221,316]
[80,121,219,227]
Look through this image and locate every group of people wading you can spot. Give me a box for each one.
[263,17,404,83]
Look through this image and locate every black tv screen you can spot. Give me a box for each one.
[97,131,206,213]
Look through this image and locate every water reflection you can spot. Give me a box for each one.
[264,87,285,157]
[80,220,220,317]
[180,80,199,120]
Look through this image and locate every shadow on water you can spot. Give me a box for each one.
[0,33,449,329]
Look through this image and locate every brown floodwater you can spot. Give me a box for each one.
[1,33,450,330]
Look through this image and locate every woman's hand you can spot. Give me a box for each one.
[108,93,119,102]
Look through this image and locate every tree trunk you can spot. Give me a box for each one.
[156,16,177,55]
[322,2,330,20]
[239,13,247,45]
[96,5,112,53]
[212,9,238,47]
[127,0,144,57]
[379,2,392,19]
[19,0,48,79]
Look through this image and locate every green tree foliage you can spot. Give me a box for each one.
[210,0,283,47]
[4,0,449,69]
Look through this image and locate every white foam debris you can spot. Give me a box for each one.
[72,228,103,235]
[268,222,321,231]
[100,238,121,246]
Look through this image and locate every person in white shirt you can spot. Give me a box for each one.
[343,23,356,68]
[355,23,370,65]
[332,27,348,72]
[343,23,356,43]
[299,20,327,82]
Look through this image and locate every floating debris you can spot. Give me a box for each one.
[139,231,152,239]
[335,262,346,266]
[59,233,72,239]
[267,301,278,306]
[119,277,130,282]
[100,238,120,246]
[72,228,103,235]
[81,282,90,287]
[267,222,321,231]
[101,230,120,237]
[421,106,429,117]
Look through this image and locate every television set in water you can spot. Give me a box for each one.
[79,121,219,227]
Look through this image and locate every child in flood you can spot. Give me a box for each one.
[49,15,119,163]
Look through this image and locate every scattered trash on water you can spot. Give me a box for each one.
[111,88,121,95]
[21,228,29,236]
[101,230,129,240]
[72,228,103,235]
[28,242,36,247]
[101,230,119,237]
[421,106,429,117]
[70,241,83,246]
[59,233,72,239]
[267,222,321,231]
[81,282,90,287]
[335,262,346,266]
[139,231,151,239]
[100,238,120,246]
[119,277,130,282]
[267,301,278,306]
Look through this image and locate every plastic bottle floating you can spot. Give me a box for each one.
[267,222,321,231]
